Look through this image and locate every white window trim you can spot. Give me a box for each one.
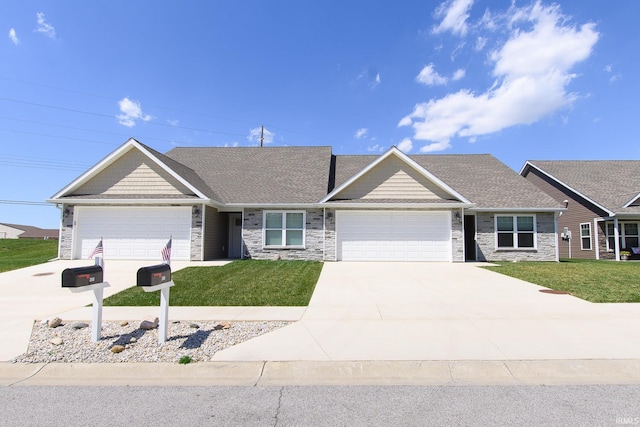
[606,221,640,251]
[580,222,592,251]
[495,214,537,250]
[262,210,306,249]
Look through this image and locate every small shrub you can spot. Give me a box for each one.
[178,355,193,364]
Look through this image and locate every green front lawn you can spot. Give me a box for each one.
[103,259,323,306]
[482,259,640,303]
[0,239,58,272]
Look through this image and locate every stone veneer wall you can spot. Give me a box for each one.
[243,208,325,261]
[452,210,464,262]
[475,212,557,261]
[323,208,336,261]
[597,221,615,260]
[190,205,203,261]
[59,204,74,259]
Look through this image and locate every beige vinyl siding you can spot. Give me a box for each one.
[73,149,193,196]
[0,224,23,239]
[336,156,452,200]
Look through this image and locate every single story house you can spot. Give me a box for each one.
[48,138,563,262]
[0,223,59,240]
[521,160,640,261]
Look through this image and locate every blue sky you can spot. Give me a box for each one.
[1,1,639,228]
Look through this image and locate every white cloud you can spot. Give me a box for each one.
[371,73,381,88]
[397,138,413,153]
[452,69,465,81]
[475,36,487,51]
[604,64,621,83]
[8,28,19,45]
[417,64,466,86]
[402,1,599,153]
[354,128,368,139]
[416,64,448,86]
[433,0,474,36]
[35,12,56,39]
[367,144,385,152]
[247,126,274,145]
[224,141,240,147]
[116,98,153,127]
[167,119,179,126]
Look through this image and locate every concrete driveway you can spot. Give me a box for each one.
[213,262,640,361]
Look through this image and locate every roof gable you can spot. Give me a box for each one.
[522,160,640,214]
[322,147,470,204]
[50,139,211,201]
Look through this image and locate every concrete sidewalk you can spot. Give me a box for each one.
[3,359,640,386]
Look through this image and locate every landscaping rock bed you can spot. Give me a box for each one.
[12,319,290,363]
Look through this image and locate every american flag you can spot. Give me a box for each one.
[89,239,103,259]
[161,238,172,264]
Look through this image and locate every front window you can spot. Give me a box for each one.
[496,215,536,249]
[624,223,639,249]
[580,223,592,250]
[606,222,640,251]
[264,211,305,248]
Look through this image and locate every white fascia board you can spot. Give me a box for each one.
[223,203,317,210]
[623,192,640,208]
[469,207,566,212]
[50,138,209,202]
[319,202,474,209]
[521,161,614,216]
[134,140,209,200]
[320,146,471,204]
[50,139,137,199]
[46,198,215,206]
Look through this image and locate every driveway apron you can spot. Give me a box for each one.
[213,262,640,361]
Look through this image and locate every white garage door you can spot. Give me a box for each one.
[74,207,192,260]
[336,211,452,261]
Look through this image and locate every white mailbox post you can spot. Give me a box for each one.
[61,261,109,342]
[137,264,174,344]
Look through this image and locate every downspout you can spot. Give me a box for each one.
[240,208,245,260]
[554,212,559,262]
[56,203,63,260]
[593,218,600,260]
[322,207,326,261]
[460,208,465,263]
[614,217,620,261]
[200,203,206,261]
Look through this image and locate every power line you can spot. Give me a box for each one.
[0,97,249,139]
[0,200,51,206]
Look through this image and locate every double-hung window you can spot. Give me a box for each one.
[263,211,305,248]
[496,215,536,249]
[580,223,592,250]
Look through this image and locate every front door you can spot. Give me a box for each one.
[228,213,243,259]
[464,215,477,261]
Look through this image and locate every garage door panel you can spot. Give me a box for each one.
[75,207,191,260]
[337,211,451,261]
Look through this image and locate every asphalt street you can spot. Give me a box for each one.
[1,385,639,426]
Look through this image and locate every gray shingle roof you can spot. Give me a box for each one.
[136,140,222,201]
[165,146,333,204]
[335,154,561,209]
[526,160,640,214]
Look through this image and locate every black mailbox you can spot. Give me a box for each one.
[62,265,104,288]
[137,264,172,287]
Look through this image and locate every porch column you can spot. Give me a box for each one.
[614,217,620,261]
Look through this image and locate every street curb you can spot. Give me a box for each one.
[3,359,640,387]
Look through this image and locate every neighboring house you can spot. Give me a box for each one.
[521,160,640,261]
[48,138,562,262]
[0,223,59,240]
